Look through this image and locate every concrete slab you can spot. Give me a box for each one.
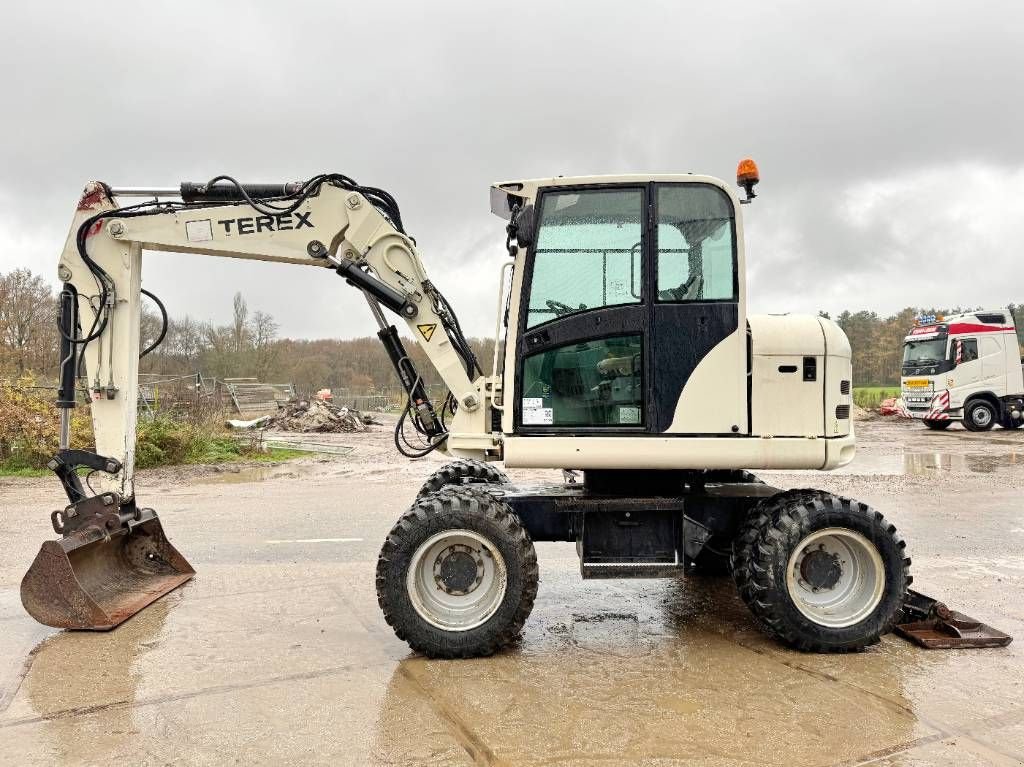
[2,419,1024,765]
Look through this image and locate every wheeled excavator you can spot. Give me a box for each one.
[20,164,1010,655]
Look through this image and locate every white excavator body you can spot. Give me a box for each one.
[23,165,1005,658]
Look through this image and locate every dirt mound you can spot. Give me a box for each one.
[268,400,376,433]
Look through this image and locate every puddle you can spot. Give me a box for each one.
[196,464,317,485]
[836,451,1024,476]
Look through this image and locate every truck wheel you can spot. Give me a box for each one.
[923,419,952,430]
[416,458,509,499]
[376,487,538,658]
[732,491,910,652]
[964,400,997,432]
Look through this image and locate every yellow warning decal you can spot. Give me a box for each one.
[417,323,437,342]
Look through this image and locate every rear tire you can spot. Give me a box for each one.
[416,459,509,499]
[923,419,952,430]
[964,399,997,432]
[732,491,910,652]
[376,487,538,659]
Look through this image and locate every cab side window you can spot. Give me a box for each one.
[956,338,978,363]
[656,185,736,302]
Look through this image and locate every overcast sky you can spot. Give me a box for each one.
[1,1,1022,339]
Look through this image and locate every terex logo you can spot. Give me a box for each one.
[217,212,313,235]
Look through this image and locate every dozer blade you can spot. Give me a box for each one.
[895,589,1012,650]
[21,500,194,631]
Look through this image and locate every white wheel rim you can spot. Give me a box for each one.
[785,527,886,628]
[406,529,507,631]
[973,406,993,427]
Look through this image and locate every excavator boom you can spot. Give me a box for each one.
[23,175,494,630]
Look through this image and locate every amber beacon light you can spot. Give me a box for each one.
[736,158,759,203]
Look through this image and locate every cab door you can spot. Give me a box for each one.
[514,186,650,434]
[953,338,981,391]
[651,183,745,434]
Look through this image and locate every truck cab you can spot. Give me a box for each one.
[900,310,1024,431]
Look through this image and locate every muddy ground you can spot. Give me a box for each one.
[2,418,1024,766]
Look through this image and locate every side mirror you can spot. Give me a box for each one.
[512,204,535,248]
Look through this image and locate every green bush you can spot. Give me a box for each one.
[1,383,299,473]
[0,379,91,470]
[853,387,901,410]
[135,417,257,468]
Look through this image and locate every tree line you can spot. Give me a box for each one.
[1,267,1021,390]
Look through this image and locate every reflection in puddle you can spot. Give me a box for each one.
[837,451,1023,476]
[196,464,317,485]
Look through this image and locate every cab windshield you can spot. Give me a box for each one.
[903,338,947,365]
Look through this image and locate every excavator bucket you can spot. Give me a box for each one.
[895,589,1012,650]
[21,502,194,631]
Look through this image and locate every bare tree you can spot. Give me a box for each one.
[231,292,248,354]
[0,269,56,375]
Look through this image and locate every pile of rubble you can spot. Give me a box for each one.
[269,400,377,433]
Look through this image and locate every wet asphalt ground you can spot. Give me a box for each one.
[2,417,1024,766]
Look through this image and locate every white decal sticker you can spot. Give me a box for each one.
[618,406,641,424]
[523,407,554,425]
[522,397,544,410]
[185,219,214,242]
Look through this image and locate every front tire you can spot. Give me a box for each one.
[733,491,910,652]
[376,487,538,658]
[964,399,997,432]
[416,459,509,499]
[923,419,952,431]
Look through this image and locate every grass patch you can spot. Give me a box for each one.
[0,463,51,477]
[135,418,309,469]
[854,386,901,409]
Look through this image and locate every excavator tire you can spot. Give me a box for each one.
[376,487,538,659]
[731,489,822,604]
[416,459,509,499]
[923,419,952,431]
[732,491,910,652]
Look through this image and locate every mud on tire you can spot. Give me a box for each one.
[376,487,538,659]
[732,491,910,652]
[416,459,509,499]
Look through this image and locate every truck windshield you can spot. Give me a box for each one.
[903,338,947,364]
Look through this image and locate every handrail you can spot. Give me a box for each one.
[490,260,515,412]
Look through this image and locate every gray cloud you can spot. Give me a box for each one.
[1,0,1022,339]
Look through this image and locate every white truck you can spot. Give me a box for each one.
[900,309,1024,431]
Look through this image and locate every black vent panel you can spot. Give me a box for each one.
[840,380,851,395]
[977,312,1006,324]
[836,405,851,420]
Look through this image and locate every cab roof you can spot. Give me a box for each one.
[489,173,738,218]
